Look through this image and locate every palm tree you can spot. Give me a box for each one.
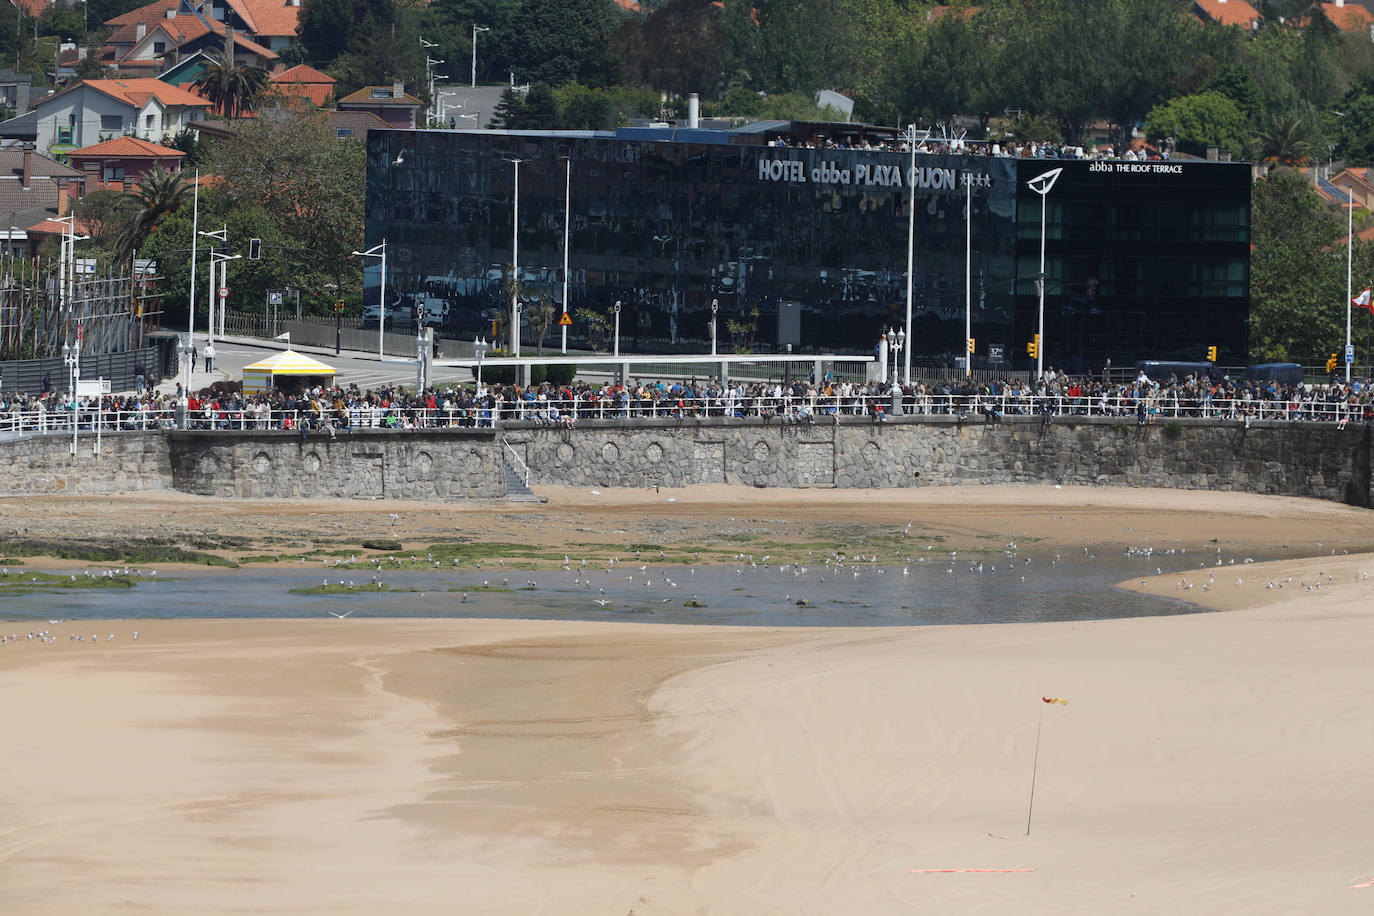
[1254,115,1316,167]
[113,165,192,267]
[191,47,269,120]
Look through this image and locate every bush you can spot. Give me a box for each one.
[532,363,577,386]
[480,350,517,386]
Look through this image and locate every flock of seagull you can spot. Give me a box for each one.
[1,620,139,647]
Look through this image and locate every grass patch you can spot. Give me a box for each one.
[0,570,137,594]
[0,539,236,567]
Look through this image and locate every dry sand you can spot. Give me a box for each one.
[2,487,1374,913]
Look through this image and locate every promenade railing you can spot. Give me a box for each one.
[0,393,1368,435]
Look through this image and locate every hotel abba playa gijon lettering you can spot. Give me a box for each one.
[365,127,1250,371]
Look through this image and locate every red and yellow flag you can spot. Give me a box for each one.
[1041,697,1067,705]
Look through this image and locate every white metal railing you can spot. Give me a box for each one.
[502,435,532,486]
[0,394,1367,434]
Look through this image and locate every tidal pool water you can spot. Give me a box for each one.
[0,550,1240,627]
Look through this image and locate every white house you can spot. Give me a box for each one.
[6,79,212,158]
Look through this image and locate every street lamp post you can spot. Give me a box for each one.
[471,25,490,89]
[61,335,79,455]
[176,333,192,427]
[710,298,719,356]
[352,240,387,359]
[504,157,523,359]
[561,156,571,355]
[208,250,241,349]
[887,327,904,386]
[613,299,621,358]
[1026,167,1063,379]
[902,123,920,384]
[473,335,488,394]
[198,225,227,343]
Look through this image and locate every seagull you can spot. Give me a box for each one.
[393,151,405,166]
[389,513,399,526]
[594,599,611,606]
[329,610,354,619]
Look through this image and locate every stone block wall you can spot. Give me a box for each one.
[0,431,173,495]
[506,416,1373,508]
[166,429,506,500]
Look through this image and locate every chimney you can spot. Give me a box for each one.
[136,23,146,39]
[21,143,32,189]
[165,8,176,18]
[393,80,404,99]
[688,92,699,129]
[57,183,68,217]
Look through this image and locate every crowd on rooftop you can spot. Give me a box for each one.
[770,135,1167,161]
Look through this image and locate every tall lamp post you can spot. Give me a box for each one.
[471,25,489,89]
[560,155,571,354]
[198,225,227,343]
[613,299,621,358]
[503,157,523,358]
[208,250,241,348]
[1026,167,1062,379]
[352,240,388,359]
[902,123,921,384]
[710,298,719,356]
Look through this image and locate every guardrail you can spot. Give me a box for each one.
[0,393,1367,435]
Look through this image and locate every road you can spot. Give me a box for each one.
[209,338,478,392]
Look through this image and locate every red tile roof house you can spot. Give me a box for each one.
[1319,0,1374,33]
[66,136,185,190]
[268,63,336,108]
[1192,0,1261,31]
[0,78,211,159]
[337,82,424,129]
[101,0,302,72]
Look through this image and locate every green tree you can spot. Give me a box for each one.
[505,0,614,86]
[191,47,269,119]
[487,86,525,128]
[208,113,364,303]
[71,189,130,251]
[1144,91,1249,159]
[113,165,192,268]
[1249,168,1347,362]
[625,0,728,97]
[521,82,559,128]
[1254,113,1317,165]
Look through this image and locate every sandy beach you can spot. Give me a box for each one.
[2,486,1374,913]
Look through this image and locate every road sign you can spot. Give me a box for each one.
[218,286,228,299]
[558,312,572,326]
[988,344,1004,364]
[1346,344,1355,364]
[268,291,284,306]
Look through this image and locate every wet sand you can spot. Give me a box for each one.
[2,487,1373,913]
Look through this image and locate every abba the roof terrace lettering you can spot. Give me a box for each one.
[757,158,962,190]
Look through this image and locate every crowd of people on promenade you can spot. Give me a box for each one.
[1,365,1372,434]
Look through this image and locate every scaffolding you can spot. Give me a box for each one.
[0,255,164,362]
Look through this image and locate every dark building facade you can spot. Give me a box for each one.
[365,127,1251,371]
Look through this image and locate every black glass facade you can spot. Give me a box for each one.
[365,129,1250,371]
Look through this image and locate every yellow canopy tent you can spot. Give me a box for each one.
[240,349,337,394]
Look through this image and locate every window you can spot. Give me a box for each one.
[100,114,122,130]
[103,166,125,182]
[145,114,157,132]
[153,41,165,53]
[370,88,390,99]
[336,128,353,138]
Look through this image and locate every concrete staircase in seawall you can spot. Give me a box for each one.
[503,459,541,502]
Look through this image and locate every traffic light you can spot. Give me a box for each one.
[248,238,261,260]
[335,298,344,314]
[1206,345,1217,362]
[1327,353,1338,373]
[967,337,976,354]
[1026,334,1039,359]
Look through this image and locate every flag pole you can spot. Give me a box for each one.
[1026,702,1044,836]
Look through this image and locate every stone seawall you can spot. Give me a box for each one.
[504,416,1373,507]
[166,429,506,500]
[0,431,173,496]
[0,417,1368,507]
